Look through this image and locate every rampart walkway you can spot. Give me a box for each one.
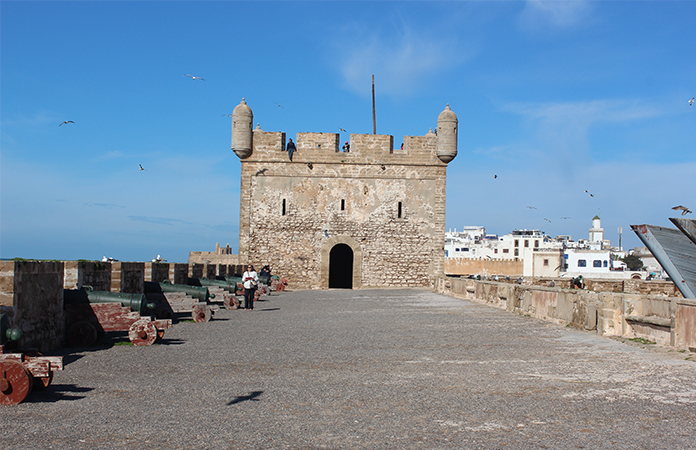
[1,289,695,449]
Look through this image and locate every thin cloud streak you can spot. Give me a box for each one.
[519,0,593,29]
[336,23,469,97]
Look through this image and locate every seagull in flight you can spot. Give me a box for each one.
[526,206,537,210]
[184,74,205,81]
[221,114,233,117]
[273,102,284,109]
[672,205,692,215]
[585,190,594,198]
[59,120,74,126]
[494,174,498,179]
[339,128,347,132]
[690,97,694,106]
[560,217,571,220]
[139,164,146,171]
[544,218,551,223]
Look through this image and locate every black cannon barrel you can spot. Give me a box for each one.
[147,280,214,302]
[192,278,237,294]
[64,287,154,315]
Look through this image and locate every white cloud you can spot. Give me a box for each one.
[336,23,469,97]
[500,99,662,165]
[519,0,593,29]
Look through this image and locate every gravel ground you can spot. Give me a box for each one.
[2,288,696,449]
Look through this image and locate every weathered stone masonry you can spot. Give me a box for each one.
[231,99,458,289]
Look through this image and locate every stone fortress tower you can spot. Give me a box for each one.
[231,99,458,289]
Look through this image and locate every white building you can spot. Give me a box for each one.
[445,215,641,278]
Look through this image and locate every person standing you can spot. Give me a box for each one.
[242,264,259,310]
[287,138,296,161]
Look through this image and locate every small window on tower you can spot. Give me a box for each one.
[341,199,345,211]
[398,202,402,218]
[282,199,286,216]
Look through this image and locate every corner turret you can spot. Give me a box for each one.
[231,98,253,159]
[436,104,458,164]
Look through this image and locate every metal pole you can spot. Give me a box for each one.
[372,75,376,135]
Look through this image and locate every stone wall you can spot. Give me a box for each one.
[111,262,145,294]
[238,128,447,289]
[169,263,189,285]
[0,261,64,352]
[64,261,112,291]
[144,262,170,282]
[436,276,696,351]
[445,258,523,277]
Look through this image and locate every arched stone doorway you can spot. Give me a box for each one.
[320,235,362,289]
[329,244,353,289]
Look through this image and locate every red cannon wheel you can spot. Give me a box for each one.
[192,304,212,323]
[0,360,33,405]
[67,321,98,347]
[223,296,240,310]
[128,318,158,346]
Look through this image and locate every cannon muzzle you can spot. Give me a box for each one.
[0,314,22,345]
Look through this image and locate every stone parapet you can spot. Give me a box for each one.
[64,261,112,291]
[436,276,696,351]
[111,262,145,293]
[0,261,64,352]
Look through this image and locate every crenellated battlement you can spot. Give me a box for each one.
[245,127,442,166]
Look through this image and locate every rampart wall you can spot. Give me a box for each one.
[436,276,696,351]
[445,258,523,277]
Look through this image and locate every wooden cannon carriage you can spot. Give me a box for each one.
[64,287,172,347]
[144,281,220,322]
[0,314,64,405]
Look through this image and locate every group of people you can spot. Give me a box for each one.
[284,138,350,161]
[241,264,272,310]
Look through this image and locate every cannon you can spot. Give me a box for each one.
[188,278,240,310]
[64,289,172,347]
[0,314,64,405]
[155,280,214,302]
[144,281,220,322]
[64,286,155,315]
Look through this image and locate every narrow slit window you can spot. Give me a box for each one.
[282,199,286,216]
[398,201,402,218]
[341,199,345,211]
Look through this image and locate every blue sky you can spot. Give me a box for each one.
[1,1,695,263]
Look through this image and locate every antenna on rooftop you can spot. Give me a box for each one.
[372,75,376,135]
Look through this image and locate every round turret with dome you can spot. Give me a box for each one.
[231,98,253,159]
[436,104,458,164]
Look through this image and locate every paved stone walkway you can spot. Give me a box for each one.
[1,289,695,449]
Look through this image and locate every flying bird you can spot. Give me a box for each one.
[690,97,694,106]
[672,205,692,215]
[139,164,146,171]
[255,168,268,176]
[221,114,233,117]
[273,102,284,109]
[339,128,347,132]
[59,120,74,126]
[544,218,551,223]
[526,206,537,210]
[585,190,594,197]
[494,174,498,179]
[560,217,571,220]
[184,74,205,81]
